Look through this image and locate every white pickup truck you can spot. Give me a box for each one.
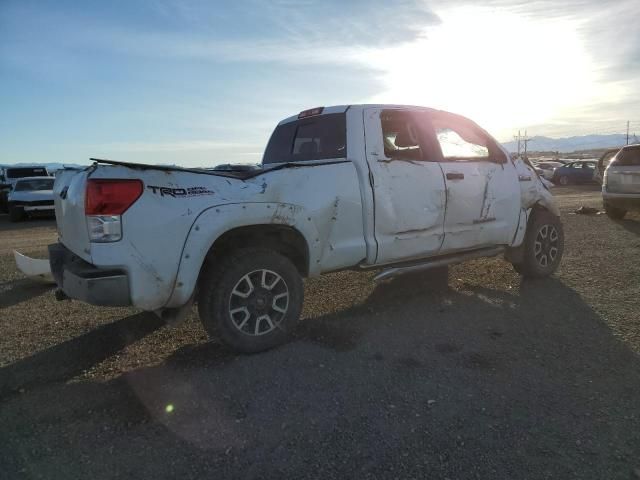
[50,105,563,352]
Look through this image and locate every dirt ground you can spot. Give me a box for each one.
[1,185,639,479]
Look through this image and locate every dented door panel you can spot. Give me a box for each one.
[363,108,446,264]
[439,161,521,252]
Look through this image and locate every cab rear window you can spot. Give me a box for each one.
[263,113,346,164]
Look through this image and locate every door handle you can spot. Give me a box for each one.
[446,172,464,180]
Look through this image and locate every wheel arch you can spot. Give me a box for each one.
[201,224,310,278]
[505,202,561,264]
[165,202,318,308]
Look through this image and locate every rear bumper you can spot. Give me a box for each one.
[48,243,131,306]
[602,190,640,210]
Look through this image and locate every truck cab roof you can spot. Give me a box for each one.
[278,104,445,126]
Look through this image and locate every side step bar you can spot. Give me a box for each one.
[373,247,505,282]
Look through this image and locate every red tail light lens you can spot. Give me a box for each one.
[85,179,143,215]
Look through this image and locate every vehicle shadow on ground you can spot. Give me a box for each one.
[0,312,164,397]
[616,217,640,236]
[0,278,55,309]
[0,216,55,232]
[1,272,639,479]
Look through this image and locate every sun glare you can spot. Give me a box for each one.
[362,7,608,139]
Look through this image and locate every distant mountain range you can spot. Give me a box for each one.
[3,133,640,166]
[502,134,637,153]
[0,162,87,171]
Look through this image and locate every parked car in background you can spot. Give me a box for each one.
[533,161,564,181]
[0,165,49,213]
[552,160,597,185]
[7,177,55,222]
[602,144,640,219]
[595,148,621,184]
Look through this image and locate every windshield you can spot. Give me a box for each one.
[14,179,54,191]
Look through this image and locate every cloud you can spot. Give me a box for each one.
[2,0,639,165]
[92,140,261,153]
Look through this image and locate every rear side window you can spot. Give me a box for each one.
[615,147,640,166]
[263,113,346,164]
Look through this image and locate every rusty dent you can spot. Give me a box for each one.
[270,204,301,225]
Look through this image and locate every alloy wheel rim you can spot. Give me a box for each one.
[534,224,559,268]
[228,269,289,336]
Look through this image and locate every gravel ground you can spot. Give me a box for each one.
[1,185,639,479]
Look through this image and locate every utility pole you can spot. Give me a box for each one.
[626,121,630,145]
[522,130,533,158]
[513,130,522,156]
[513,130,532,159]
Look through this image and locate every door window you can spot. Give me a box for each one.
[380,110,427,161]
[435,128,489,160]
[430,113,496,162]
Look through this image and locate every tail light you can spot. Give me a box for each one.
[85,179,143,242]
[85,179,143,215]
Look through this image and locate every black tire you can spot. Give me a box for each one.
[558,175,570,186]
[0,192,8,213]
[8,206,25,222]
[604,203,626,220]
[197,248,304,353]
[514,209,564,278]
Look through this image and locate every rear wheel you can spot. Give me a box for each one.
[604,203,626,220]
[514,209,564,278]
[8,206,25,222]
[197,248,304,353]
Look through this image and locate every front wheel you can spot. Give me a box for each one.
[558,175,570,186]
[514,210,564,278]
[197,248,304,353]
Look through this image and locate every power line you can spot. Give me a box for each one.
[512,130,533,158]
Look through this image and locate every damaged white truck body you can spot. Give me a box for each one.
[50,105,563,352]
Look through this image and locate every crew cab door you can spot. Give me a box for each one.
[428,111,521,252]
[363,108,446,264]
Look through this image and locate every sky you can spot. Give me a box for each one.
[1,0,639,166]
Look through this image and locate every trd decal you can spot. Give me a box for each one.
[147,185,215,197]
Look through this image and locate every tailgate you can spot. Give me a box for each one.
[53,169,92,261]
[606,165,640,194]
